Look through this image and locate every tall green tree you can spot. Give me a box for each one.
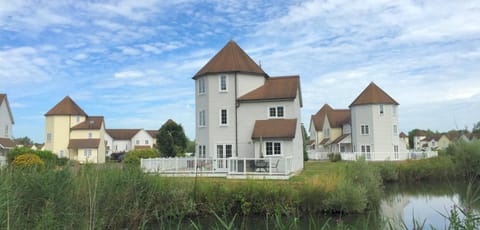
[13,136,34,146]
[156,119,188,157]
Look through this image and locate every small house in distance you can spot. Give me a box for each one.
[0,94,15,156]
[44,96,106,163]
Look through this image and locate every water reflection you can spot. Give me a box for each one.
[381,181,479,229]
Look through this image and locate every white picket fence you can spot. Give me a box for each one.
[307,151,438,161]
[0,156,6,167]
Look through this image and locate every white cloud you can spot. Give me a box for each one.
[0,47,51,84]
[114,70,144,79]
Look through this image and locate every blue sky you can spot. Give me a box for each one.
[1,0,479,143]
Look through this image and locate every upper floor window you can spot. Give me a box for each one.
[361,125,369,135]
[47,133,52,143]
[379,104,384,115]
[198,78,206,95]
[136,140,140,145]
[199,110,206,127]
[219,75,228,92]
[393,125,398,136]
[220,109,228,126]
[4,125,8,137]
[269,106,284,118]
[145,140,149,145]
[88,132,92,139]
[324,128,330,138]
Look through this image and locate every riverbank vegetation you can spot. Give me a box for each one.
[0,140,479,229]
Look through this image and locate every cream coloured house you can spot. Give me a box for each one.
[194,40,304,174]
[0,94,15,155]
[44,96,106,163]
[308,104,351,153]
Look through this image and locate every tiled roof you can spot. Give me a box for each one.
[251,119,297,139]
[106,129,141,140]
[68,139,100,149]
[238,76,300,104]
[193,40,267,79]
[399,132,408,138]
[328,110,350,128]
[146,130,158,138]
[0,138,15,148]
[0,93,15,124]
[311,104,333,131]
[311,104,350,131]
[71,116,104,130]
[319,138,330,145]
[331,134,351,144]
[414,130,427,136]
[350,82,399,107]
[45,96,88,116]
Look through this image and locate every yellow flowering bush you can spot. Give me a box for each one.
[12,153,45,170]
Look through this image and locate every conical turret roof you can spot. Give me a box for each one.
[350,82,399,107]
[193,40,267,79]
[45,96,88,116]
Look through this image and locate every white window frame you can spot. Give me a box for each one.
[394,145,399,159]
[361,144,371,159]
[136,140,140,145]
[268,106,285,118]
[393,125,398,136]
[379,104,384,115]
[84,149,92,157]
[265,141,282,156]
[4,125,8,137]
[47,133,52,143]
[219,109,228,126]
[88,132,92,139]
[219,75,228,92]
[199,110,206,127]
[198,78,206,95]
[145,140,149,145]
[361,125,369,135]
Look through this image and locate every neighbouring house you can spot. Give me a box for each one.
[460,133,480,142]
[399,132,409,149]
[0,94,15,156]
[105,129,157,156]
[418,133,452,151]
[350,82,406,160]
[308,104,351,153]
[44,96,106,163]
[413,130,427,151]
[308,82,407,161]
[194,40,304,174]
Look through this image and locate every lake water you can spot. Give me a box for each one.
[181,181,478,229]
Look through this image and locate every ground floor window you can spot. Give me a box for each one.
[265,141,282,156]
[84,149,92,158]
[361,145,371,160]
[394,145,399,159]
[198,145,206,158]
[216,144,233,168]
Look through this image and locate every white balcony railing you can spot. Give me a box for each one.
[140,156,294,177]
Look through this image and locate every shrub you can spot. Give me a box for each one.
[12,153,45,170]
[7,147,62,168]
[124,148,160,165]
[447,140,480,179]
[327,153,342,162]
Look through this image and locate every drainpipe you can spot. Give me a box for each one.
[235,72,239,157]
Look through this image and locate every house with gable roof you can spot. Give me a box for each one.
[193,40,304,174]
[44,96,106,163]
[308,104,351,154]
[309,82,408,161]
[105,128,157,156]
[0,94,15,156]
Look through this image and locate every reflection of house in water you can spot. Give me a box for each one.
[380,194,409,229]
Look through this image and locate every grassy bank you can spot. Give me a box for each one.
[0,159,383,229]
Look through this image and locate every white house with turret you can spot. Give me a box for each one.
[193,40,304,175]
[0,94,15,156]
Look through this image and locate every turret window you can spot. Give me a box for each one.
[198,78,206,94]
[219,75,228,92]
[361,125,369,135]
